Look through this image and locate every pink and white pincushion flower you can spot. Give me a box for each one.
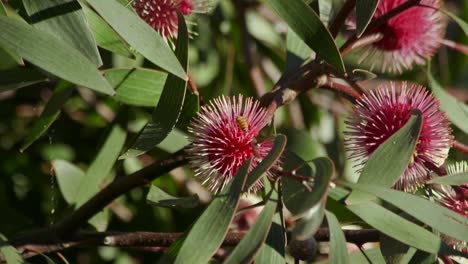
[345,82,452,191]
[186,96,274,193]
[348,0,445,73]
[132,0,215,38]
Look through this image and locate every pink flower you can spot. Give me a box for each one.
[348,0,445,73]
[345,82,452,191]
[186,96,274,192]
[132,0,215,38]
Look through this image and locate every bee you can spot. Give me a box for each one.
[236,116,249,132]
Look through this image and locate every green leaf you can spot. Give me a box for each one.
[87,0,186,80]
[440,8,468,37]
[0,67,47,91]
[427,66,468,134]
[325,211,349,264]
[266,0,345,72]
[347,202,443,254]
[285,27,313,74]
[175,93,199,132]
[318,0,345,26]
[20,81,73,152]
[22,0,102,66]
[121,13,188,158]
[75,123,127,206]
[356,0,379,37]
[282,153,334,216]
[225,180,278,264]
[292,198,326,239]
[343,183,468,243]
[0,47,23,70]
[428,173,468,185]
[0,16,114,95]
[173,159,252,264]
[52,160,86,205]
[147,185,199,209]
[157,129,189,153]
[245,134,287,189]
[81,4,132,58]
[0,1,6,15]
[254,212,286,264]
[0,234,23,264]
[346,110,422,204]
[104,68,166,107]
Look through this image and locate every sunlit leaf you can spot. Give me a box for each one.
[427,65,468,134]
[121,13,188,158]
[225,180,278,264]
[171,159,252,264]
[23,0,102,66]
[254,211,286,264]
[147,185,199,209]
[0,16,114,95]
[82,4,133,58]
[0,234,23,264]
[87,0,186,79]
[325,211,349,264]
[266,0,345,72]
[105,68,166,107]
[343,182,468,243]
[346,110,422,204]
[428,173,468,186]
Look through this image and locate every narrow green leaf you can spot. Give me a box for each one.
[173,159,252,264]
[87,0,186,79]
[81,4,132,58]
[440,8,468,37]
[23,0,102,66]
[356,0,379,37]
[225,180,278,264]
[254,212,286,264]
[316,247,386,264]
[292,198,326,239]
[318,0,345,26]
[20,81,73,152]
[121,13,188,158]
[343,183,468,243]
[325,211,349,264]
[0,67,47,91]
[175,93,199,132]
[0,16,114,95]
[0,234,23,264]
[104,68,166,107]
[0,47,23,70]
[427,66,468,134]
[52,160,85,205]
[75,123,127,206]
[285,27,313,74]
[347,110,422,204]
[282,152,334,216]
[0,1,6,15]
[347,202,442,254]
[428,173,468,185]
[245,134,287,189]
[266,0,345,72]
[147,185,200,209]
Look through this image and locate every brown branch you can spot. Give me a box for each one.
[11,229,379,260]
[453,140,468,154]
[235,0,267,98]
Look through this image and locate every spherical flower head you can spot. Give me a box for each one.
[345,82,452,191]
[348,0,445,73]
[186,95,274,193]
[132,0,216,38]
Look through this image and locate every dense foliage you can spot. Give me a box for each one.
[0,0,467,263]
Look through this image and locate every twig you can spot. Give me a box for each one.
[11,229,379,260]
[322,78,363,102]
[235,0,267,97]
[187,72,205,105]
[453,140,468,154]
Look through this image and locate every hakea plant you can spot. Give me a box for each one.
[347,0,446,73]
[186,95,275,193]
[345,82,453,191]
[131,0,216,38]
[432,162,468,251]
